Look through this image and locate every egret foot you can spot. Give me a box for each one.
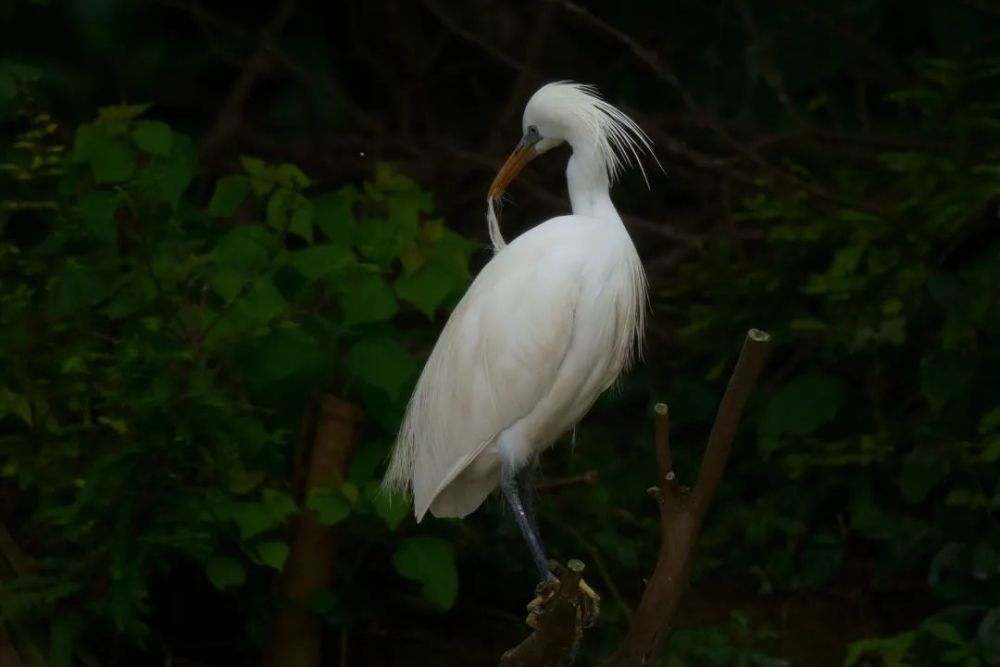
[524,561,601,629]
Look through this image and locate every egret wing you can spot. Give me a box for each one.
[386,237,582,520]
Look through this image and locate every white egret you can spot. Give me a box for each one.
[384,82,654,582]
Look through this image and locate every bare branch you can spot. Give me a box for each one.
[690,329,771,515]
[536,470,599,493]
[603,330,770,667]
[653,402,672,490]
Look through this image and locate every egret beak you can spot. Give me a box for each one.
[488,135,541,200]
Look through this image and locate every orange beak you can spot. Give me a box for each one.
[488,139,540,200]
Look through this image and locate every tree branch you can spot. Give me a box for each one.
[603,329,770,667]
[262,395,363,667]
[499,560,589,667]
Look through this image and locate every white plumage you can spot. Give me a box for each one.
[384,82,653,527]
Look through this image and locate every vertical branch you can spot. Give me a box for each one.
[603,329,770,667]
[198,0,298,165]
[262,395,363,667]
[690,329,771,516]
[652,403,672,489]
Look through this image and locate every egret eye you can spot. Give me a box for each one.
[526,125,540,139]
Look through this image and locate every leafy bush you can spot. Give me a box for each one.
[0,105,475,659]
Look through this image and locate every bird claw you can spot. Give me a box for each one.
[524,564,601,629]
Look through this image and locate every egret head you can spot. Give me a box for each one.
[488,82,655,200]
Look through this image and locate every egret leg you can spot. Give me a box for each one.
[501,461,556,582]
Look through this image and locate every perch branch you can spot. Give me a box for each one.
[499,560,589,667]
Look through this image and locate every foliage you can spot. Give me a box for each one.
[0,102,475,660]
[648,51,1000,667]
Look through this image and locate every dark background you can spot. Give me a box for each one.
[1,1,998,665]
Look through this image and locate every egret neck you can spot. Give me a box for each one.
[566,148,618,221]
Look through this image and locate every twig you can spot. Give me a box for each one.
[587,546,633,621]
[197,0,298,164]
[652,403,672,490]
[423,0,524,72]
[535,470,598,492]
[0,522,35,576]
[735,0,798,120]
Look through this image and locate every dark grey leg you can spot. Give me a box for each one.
[501,460,556,582]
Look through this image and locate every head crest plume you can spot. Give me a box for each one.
[486,82,659,252]
[534,81,659,186]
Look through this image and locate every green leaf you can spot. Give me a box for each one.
[262,490,298,523]
[925,620,965,645]
[290,244,357,280]
[0,387,32,425]
[256,540,290,571]
[213,226,274,272]
[980,406,1000,434]
[49,614,82,667]
[76,191,119,243]
[266,187,294,230]
[206,557,246,590]
[241,155,277,196]
[347,337,417,400]
[231,279,286,324]
[209,175,252,217]
[314,191,357,244]
[843,632,914,667]
[394,263,457,318]
[131,120,173,156]
[236,327,328,384]
[978,608,1000,658]
[307,487,352,525]
[921,353,976,413]
[393,537,458,610]
[97,103,150,126]
[758,373,844,454]
[275,162,310,188]
[342,276,398,325]
[290,205,314,242]
[371,486,409,531]
[90,138,134,183]
[231,502,283,540]
[136,132,197,207]
[0,71,16,104]
[899,448,950,503]
[209,268,245,301]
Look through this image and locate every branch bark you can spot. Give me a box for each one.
[261,395,363,667]
[499,560,590,667]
